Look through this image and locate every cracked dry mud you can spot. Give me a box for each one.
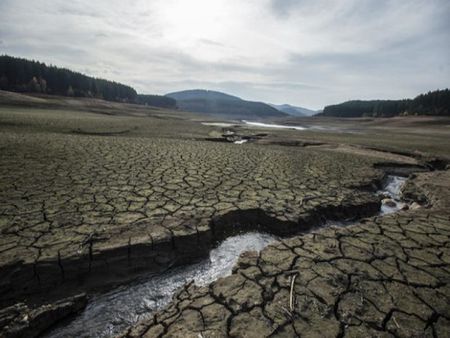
[1,129,384,307]
[1,104,450,338]
[120,170,450,338]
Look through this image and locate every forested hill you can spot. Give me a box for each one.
[0,55,137,102]
[268,103,317,116]
[137,94,176,109]
[321,89,450,117]
[166,89,287,119]
[166,89,241,101]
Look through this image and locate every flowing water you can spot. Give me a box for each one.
[379,175,408,214]
[45,233,276,338]
[45,175,408,338]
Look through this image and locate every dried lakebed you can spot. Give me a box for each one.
[44,176,410,338]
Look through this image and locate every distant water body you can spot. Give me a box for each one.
[242,121,350,132]
[242,120,307,130]
[201,120,354,133]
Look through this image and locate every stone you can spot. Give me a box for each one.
[382,199,397,208]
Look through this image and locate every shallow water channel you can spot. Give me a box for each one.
[45,175,408,338]
[45,233,276,338]
[379,175,408,214]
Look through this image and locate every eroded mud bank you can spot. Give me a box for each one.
[44,233,276,338]
[42,174,412,338]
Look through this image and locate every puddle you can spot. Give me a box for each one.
[201,122,236,127]
[234,139,248,144]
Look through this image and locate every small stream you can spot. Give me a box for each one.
[44,175,409,338]
[379,175,407,214]
[45,233,276,338]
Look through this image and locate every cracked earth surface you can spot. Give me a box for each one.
[0,130,383,306]
[1,104,450,338]
[120,170,450,338]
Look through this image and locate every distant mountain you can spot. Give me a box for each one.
[166,89,286,119]
[320,89,450,117]
[268,103,317,117]
[166,89,241,102]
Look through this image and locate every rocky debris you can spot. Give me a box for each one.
[0,293,87,338]
[382,198,397,208]
[204,129,268,144]
[119,170,450,338]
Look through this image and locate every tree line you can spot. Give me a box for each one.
[321,89,450,117]
[0,55,137,102]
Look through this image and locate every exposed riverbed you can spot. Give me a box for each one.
[45,175,409,338]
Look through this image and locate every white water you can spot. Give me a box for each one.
[378,175,408,215]
[45,232,276,338]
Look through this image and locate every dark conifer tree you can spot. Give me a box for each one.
[0,55,137,102]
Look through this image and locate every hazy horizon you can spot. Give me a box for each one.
[1,0,449,110]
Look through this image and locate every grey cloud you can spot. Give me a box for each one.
[0,0,448,109]
[270,0,301,17]
[56,5,101,18]
[198,39,226,47]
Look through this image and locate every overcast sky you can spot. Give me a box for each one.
[0,0,449,109]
